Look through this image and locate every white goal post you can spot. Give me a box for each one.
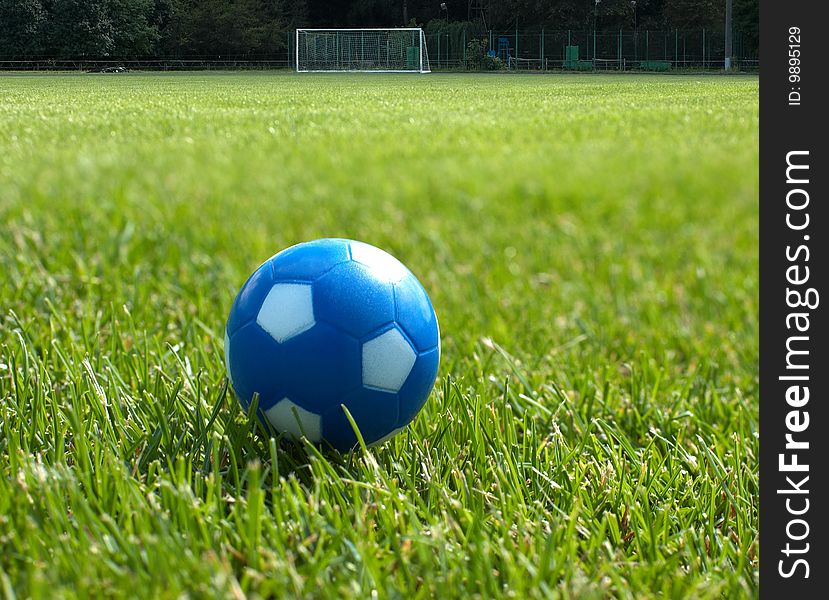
[296,28,431,73]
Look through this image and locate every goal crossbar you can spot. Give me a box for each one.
[296,28,431,73]
[298,28,425,31]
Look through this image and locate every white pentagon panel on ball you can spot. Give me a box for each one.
[350,242,409,283]
[265,398,322,443]
[362,328,417,392]
[256,283,315,343]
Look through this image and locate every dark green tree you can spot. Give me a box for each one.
[0,0,47,59]
[486,0,600,29]
[288,0,308,27]
[0,0,758,63]
[153,0,189,56]
[106,0,158,57]
[733,0,758,57]
[663,0,723,29]
[175,0,285,57]
[46,0,114,57]
[178,0,228,55]
[224,0,287,56]
[347,0,396,26]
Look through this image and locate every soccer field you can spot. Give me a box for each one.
[0,72,758,597]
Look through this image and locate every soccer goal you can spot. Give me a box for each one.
[296,28,431,73]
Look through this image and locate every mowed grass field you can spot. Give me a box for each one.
[0,72,758,598]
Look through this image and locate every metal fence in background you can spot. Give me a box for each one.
[426,29,758,71]
[0,58,294,71]
[0,29,758,72]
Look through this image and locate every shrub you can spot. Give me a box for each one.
[482,54,505,70]
[464,37,486,70]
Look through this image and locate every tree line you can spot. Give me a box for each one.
[0,0,758,61]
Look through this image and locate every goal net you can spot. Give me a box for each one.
[296,28,431,73]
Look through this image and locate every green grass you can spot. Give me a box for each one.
[0,72,758,598]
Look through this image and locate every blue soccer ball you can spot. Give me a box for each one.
[224,238,440,451]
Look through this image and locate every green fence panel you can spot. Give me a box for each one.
[422,28,755,71]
